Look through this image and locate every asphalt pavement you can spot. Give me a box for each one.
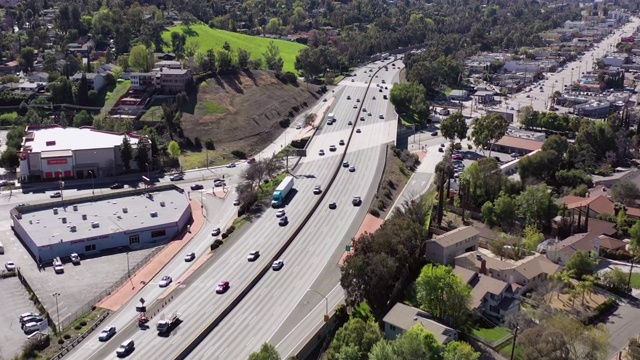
[0,277,40,360]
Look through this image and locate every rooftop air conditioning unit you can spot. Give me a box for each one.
[123,208,128,213]
[82,214,87,220]
[150,211,158,217]
[53,208,58,215]
[160,201,165,207]
[91,221,100,228]
[61,217,67,224]
[73,205,78,211]
[70,225,76,232]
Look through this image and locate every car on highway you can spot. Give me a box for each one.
[190,184,204,190]
[159,275,172,287]
[50,192,61,198]
[356,98,360,102]
[348,120,353,125]
[98,326,117,341]
[352,196,362,206]
[349,166,356,172]
[356,128,362,133]
[360,116,365,121]
[383,94,388,99]
[272,260,284,271]
[116,339,134,357]
[353,104,357,108]
[342,161,349,167]
[276,209,286,217]
[247,251,260,261]
[216,281,230,294]
[5,260,15,271]
[368,112,372,116]
[170,174,184,181]
[318,149,325,156]
[313,185,322,194]
[379,114,384,119]
[295,124,301,129]
[233,199,240,206]
[110,183,124,189]
[381,79,386,83]
[329,145,337,152]
[372,96,376,100]
[438,147,444,152]
[346,95,351,100]
[278,216,288,226]
[211,227,221,236]
[184,252,196,262]
[339,140,345,145]
[329,202,337,209]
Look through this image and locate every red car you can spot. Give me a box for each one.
[216,281,230,294]
[452,154,463,161]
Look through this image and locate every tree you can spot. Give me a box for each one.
[415,264,472,328]
[263,41,284,73]
[392,325,442,360]
[161,101,181,139]
[19,46,35,71]
[75,73,89,106]
[600,268,629,292]
[167,140,181,159]
[518,105,536,129]
[522,225,545,251]
[470,113,509,155]
[237,48,251,70]
[443,341,480,360]
[517,316,609,360]
[215,49,233,72]
[135,138,150,172]
[630,220,640,251]
[515,183,558,228]
[0,147,19,169]
[327,317,382,360]
[248,342,281,360]
[493,191,515,227]
[481,201,497,228]
[368,340,396,360]
[129,44,152,72]
[170,31,187,59]
[566,250,598,280]
[120,137,133,171]
[611,179,640,207]
[73,110,93,127]
[440,112,468,144]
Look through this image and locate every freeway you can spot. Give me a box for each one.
[187,61,403,359]
[66,59,389,360]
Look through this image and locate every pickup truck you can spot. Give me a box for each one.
[157,313,181,334]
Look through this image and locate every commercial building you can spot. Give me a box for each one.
[573,100,610,118]
[10,185,191,263]
[18,125,151,182]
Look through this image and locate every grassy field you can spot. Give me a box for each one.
[630,273,640,289]
[198,101,227,115]
[162,24,305,73]
[96,80,130,120]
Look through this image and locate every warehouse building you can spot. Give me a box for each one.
[18,125,151,182]
[10,185,191,264]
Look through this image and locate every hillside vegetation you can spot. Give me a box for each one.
[162,24,305,73]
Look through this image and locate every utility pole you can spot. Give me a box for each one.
[628,256,636,293]
[52,292,61,338]
[510,326,519,360]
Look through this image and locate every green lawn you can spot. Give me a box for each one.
[472,326,511,343]
[497,342,524,360]
[629,273,640,289]
[140,106,162,122]
[162,24,306,74]
[198,101,227,115]
[96,80,130,120]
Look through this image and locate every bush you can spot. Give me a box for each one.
[584,298,618,325]
[210,243,220,251]
[58,338,64,344]
[221,233,229,239]
[284,72,298,85]
[63,334,71,340]
[214,239,224,246]
[369,208,380,217]
[79,321,87,326]
[231,150,247,159]
[74,325,82,330]
[205,139,215,150]
[279,117,290,128]
[228,225,236,233]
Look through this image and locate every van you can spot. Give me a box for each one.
[53,257,64,274]
[0,241,3,254]
[116,339,135,357]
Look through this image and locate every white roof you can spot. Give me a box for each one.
[27,127,137,153]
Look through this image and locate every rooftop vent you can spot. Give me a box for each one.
[91,221,100,228]
[160,201,165,207]
[45,140,56,146]
[82,214,87,220]
[53,208,58,215]
[61,217,67,224]
[122,207,128,213]
[70,225,76,232]
[73,205,78,211]
[150,211,158,218]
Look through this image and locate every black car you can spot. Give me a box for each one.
[110,183,124,189]
[329,202,337,209]
[431,131,438,136]
[190,184,204,190]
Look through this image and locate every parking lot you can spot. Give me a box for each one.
[449,148,516,178]
[0,217,158,331]
[0,276,41,359]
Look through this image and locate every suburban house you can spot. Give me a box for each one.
[154,68,192,94]
[448,90,469,101]
[28,72,49,84]
[424,226,480,266]
[597,235,627,252]
[545,233,601,265]
[454,266,520,323]
[66,39,95,56]
[455,249,561,292]
[382,303,458,345]
[154,60,183,70]
[130,72,156,91]
[70,72,106,93]
[0,60,20,74]
[557,194,640,219]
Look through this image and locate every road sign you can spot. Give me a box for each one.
[140,297,145,305]
[345,245,351,251]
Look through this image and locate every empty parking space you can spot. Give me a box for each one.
[0,277,41,359]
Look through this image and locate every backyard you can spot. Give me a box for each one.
[95,80,131,120]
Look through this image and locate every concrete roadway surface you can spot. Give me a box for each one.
[495,17,640,116]
[63,191,238,360]
[186,60,402,359]
[68,60,382,360]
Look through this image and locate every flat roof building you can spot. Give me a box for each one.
[18,125,151,182]
[10,185,191,263]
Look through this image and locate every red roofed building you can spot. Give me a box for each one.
[491,136,544,156]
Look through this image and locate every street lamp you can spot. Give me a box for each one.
[88,170,95,195]
[52,292,61,337]
[58,169,64,201]
[307,288,329,322]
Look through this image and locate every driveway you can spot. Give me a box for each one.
[604,300,640,358]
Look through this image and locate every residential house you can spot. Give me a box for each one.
[27,72,49,84]
[454,267,520,323]
[425,226,480,266]
[465,61,490,74]
[97,64,118,77]
[602,52,629,67]
[66,39,95,56]
[0,61,20,74]
[448,90,469,101]
[155,68,192,94]
[17,82,40,93]
[597,235,627,252]
[382,303,458,345]
[545,233,601,265]
[455,250,561,292]
[129,72,155,91]
[154,60,182,70]
[70,73,106,93]
[153,53,176,61]
[557,194,640,219]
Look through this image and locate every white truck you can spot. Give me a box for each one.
[156,312,180,334]
[327,113,335,125]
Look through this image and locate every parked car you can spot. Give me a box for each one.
[247,251,260,261]
[5,260,16,271]
[19,313,38,324]
[272,260,284,270]
[99,326,117,341]
[70,253,80,264]
[190,184,203,190]
[50,192,61,198]
[170,174,184,181]
[184,252,196,262]
[110,183,124,189]
[159,275,172,287]
[216,281,230,294]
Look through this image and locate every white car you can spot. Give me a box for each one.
[159,275,172,287]
[98,326,116,341]
[276,209,286,217]
[313,185,322,194]
[70,253,80,264]
[247,251,260,261]
[272,260,284,270]
[5,261,16,271]
[211,228,221,236]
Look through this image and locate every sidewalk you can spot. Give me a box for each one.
[339,214,383,266]
[96,199,206,311]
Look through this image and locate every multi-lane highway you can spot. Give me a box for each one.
[65,58,402,359]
